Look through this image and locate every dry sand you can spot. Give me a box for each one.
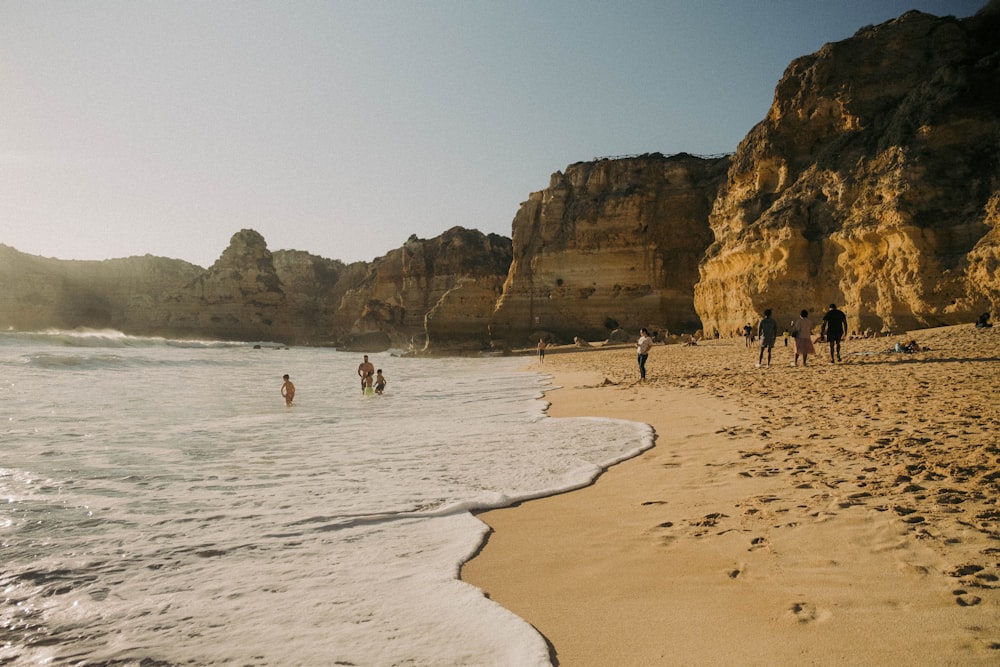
[461,324,1000,665]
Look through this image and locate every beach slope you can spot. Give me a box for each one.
[462,325,1000,665]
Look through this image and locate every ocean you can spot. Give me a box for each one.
[0,330,652,666]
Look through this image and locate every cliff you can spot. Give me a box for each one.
[490,154,730,347]
[0,244,203,332]
[3,4,998,350]
[695,4,1000,335]
[0,228,511,352]
[330,226,513,352]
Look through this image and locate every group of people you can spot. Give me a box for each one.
[278,354,389,407]
[756,304,848,368]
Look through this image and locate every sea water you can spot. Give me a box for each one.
[0,330,651,666]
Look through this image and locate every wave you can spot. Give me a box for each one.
[0,329,276,350]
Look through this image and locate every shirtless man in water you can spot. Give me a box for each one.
[357,355,375,394]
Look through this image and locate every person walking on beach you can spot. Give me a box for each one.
[636,328,653,380]
[756,309,778,368]
[374,369,387,394]
[537,338,546,363]
[281,374,295,407]
[357,355,375,394]
[821,303,849,363]
[791,310,816,366]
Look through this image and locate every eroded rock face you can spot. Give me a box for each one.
[0,244,202,332]
[695,5,1000,335]
[0,228,510,351]
[330,227,513,352]
[135,229,289,341]
[490,154,730,347]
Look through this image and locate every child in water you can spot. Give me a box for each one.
[374,369,387,394]
[363,370,375,395]
[281,374,295,406]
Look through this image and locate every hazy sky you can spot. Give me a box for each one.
[2,1,986,268]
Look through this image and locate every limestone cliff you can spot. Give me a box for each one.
[330,227,513,352]
[0,244,202,331]
[1,228,509,351]
[695,3,1000,335]
[129,229,290,341]
[490,154,730,346]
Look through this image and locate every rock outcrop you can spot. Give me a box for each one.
[330,227,513,352]
[1,228,511,351]
[0,244,203,332]
[4,5,997,350]
[128,229,290,341]
[490,154,730,347]
[695,4,1000,335]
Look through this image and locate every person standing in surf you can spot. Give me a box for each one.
[281,374,295,406]
[357,355,375,394]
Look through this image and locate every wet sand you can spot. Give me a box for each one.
[462,324,1000,665]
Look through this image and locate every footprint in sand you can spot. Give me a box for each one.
[953,590,982,607]
[784,601,830,623]
[728,562,747,579]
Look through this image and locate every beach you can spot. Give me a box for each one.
[462,324,1000,665]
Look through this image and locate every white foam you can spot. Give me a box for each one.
[0,336,650,665]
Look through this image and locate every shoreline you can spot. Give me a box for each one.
[462,324,1000,665]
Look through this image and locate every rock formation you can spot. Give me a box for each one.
[0,244,202,332]
[0,228,509,351]
[490,154,730,347]
[4,4,998,351]
[695,3,1000,335]
[127,229,290,341]
[330,227,513,352]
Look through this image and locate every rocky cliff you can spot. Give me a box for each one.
[695,3,1000,336]
[0,228,511,352]
[4,4,998,350]
[490,154,730,347]
[330,227,513,352]
[0,244,203,332]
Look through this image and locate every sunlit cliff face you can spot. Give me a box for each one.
[695,8,1000,335]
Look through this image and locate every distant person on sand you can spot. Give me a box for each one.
[636,328,653,380]
[357,355,375,394]
[537,338,546,363]
[791,310,815,367]
[281,374,295,406]
[821,303,849,363]
[374,369,387,394]
[756,309,778,368]
[977,312,993,328]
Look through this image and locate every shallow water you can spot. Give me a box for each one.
[0,331,651,665]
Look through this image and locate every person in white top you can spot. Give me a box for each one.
[791,310,816,367]
[636,328,653,380]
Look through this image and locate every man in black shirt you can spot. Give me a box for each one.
[821,304,849,363]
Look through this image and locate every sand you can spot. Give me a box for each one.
[461,324,1000,665]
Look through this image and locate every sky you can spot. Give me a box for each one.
[1,1,987,268]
